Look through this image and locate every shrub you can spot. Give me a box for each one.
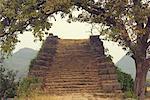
[124,91,136,99]
[116,67,135,98]
[116,67,134,92]
[0,66,17,99]
[17,77,42,98]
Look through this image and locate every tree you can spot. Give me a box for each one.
[0,0,150,99]
[75,1,149,99]
[0,66,17,99]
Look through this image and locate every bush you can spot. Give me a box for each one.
[116,67,134,92]
[124,91,136,99]
[116,67,135,98]
[0,66,17,99]
[17,77,42,98]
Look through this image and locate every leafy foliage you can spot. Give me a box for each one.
[0,0,149,57]
[116,67,134,92]
[17,77,42,98]
[0,66,17,98]
[116,67,135,98]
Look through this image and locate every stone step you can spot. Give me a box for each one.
[45,88,103,93]
[44,79,119,86]
[29,38,122,97]
[53,54,93,58]
[45,83,101,87]
[45,90,122,97]
[29,71,45,77]
[36,56,53,61]
[57,46,88,49]
[38,52,55,57]
[48,70,99,74]
[45,76,100,80]
[45,69,100,73]
[45,76,100,79]
[46,86,102,91]
[46,69,100,73]
[40,49,56,54]
[47,67,116,75]
[101,83,122,92]
[94,62,114,66]
[53,56,94,61]
[99,74,118,80]
[33,60,50,66]
[98,68,116,74]
[100,80,119,84]
[44,80,101,85]
[56,49,92,52]
[46,89,104,94]
[93,92,123,98]
[45,78,100,82]
[45,80,119,85]
[30,65,49,70]
[45,76,101,80]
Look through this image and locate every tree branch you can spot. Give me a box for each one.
[73,0,104,15]
[0,0,64,38]
[144,17,150,49]
[147,41,150,48]
[145,58,150,69]
[133,0,142,5]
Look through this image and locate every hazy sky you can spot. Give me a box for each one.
[15,16,127,63]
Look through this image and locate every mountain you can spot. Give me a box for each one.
[3,48,38,79]
[3,47,150,80]
[116,55,150,79]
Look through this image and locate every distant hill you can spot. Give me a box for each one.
[3,47,150,80]
[116,55,150,79]
[3,48,38,79]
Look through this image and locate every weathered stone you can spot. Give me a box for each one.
[29,35,58,78]
[29,35,122,98]
[90,35,104,55]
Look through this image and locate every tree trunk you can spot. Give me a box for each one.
[1,97,4,100]
[134,62,148,100]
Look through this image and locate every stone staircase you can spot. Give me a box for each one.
[29,35,58,78]
[29,35,122,98]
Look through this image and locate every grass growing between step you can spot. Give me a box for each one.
[17,68,135,100]
[17,77,43,98]
[17,77,120,100]
[18,94,121,100]
[18,95,73,100]
[17,77,122,100]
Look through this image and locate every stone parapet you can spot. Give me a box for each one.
[89,35,105,56]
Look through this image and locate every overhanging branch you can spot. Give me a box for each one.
[147,41,150,48]
[73,0,104,15]
[144,17,150,49]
